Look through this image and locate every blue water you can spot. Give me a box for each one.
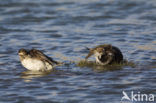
[0,0,156,103]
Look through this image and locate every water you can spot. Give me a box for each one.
[0,0,156,103]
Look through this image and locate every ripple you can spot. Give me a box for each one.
[0,0,156,103]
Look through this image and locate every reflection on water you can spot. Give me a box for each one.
[93,65,123,72]
[20,70,52,82]
[77,60,136,72]
[0,0,156,103]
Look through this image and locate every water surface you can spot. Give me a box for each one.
[0,0,156,103]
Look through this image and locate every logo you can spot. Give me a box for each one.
[121,91,155,102]
[121,91,131,101]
